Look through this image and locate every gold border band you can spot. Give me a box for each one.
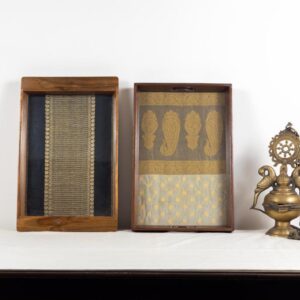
[139,160,226,175]
[138,92,225,106]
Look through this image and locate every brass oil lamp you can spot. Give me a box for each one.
[251,123,300,238]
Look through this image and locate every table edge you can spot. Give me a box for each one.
[1,270,300,278]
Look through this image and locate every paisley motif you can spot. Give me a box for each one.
[184,111,201,150]
[204,110,223,157]
[160,111,180,156]
[141,110,158,150]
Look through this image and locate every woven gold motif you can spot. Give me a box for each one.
[44,95,95,216]
[137,91,227,227]
[141,110,158,150]
[138,92,225,106]
[184,111,201,150]
[160,111,180,156]
[204,110,223,157]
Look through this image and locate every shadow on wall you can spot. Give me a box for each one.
[118,86,133,229]
[0,81,20,230]
[233,89,273,230]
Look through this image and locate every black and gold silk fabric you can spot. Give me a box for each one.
[26,94,113,216]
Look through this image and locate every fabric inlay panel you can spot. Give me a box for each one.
[44,95,95,216]
[137,91,228,226]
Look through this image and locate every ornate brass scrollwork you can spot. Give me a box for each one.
[251,123,300,238]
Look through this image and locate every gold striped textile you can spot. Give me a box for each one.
[139,160,226,175]
[138,92,225,106]
[44,95,95,216]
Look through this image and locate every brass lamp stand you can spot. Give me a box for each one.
[251,123,300,238]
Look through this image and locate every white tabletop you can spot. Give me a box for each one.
[0,229,299,271]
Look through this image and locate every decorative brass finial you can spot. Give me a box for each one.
[269,123,300,167]
[251,123,300,238]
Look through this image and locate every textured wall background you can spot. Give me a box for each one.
[0,0,299,230]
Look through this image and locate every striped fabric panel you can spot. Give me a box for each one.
[44,95,95,216]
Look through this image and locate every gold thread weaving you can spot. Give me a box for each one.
[138,92,225,106]
[204,110,223,157]
[141,110,158,150]
[137,174,227,226]
[184,111,201,150]
[160,111,180,156]
[137,91,227,227]
[139,160,226,175]
[44,95,95,216]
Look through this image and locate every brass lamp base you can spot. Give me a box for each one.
[266,221,299,238]
[252,124,300,239]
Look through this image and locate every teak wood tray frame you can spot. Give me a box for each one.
[132,83,234,232]
[17,77,118,231]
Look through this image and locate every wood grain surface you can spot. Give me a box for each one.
[17,77,118,231]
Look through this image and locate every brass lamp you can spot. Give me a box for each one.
[251,123,300,238]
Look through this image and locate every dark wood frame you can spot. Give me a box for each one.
[132,83,233,232]
[17,77,118,231]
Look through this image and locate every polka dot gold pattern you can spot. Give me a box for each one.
[137,175,227,226]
